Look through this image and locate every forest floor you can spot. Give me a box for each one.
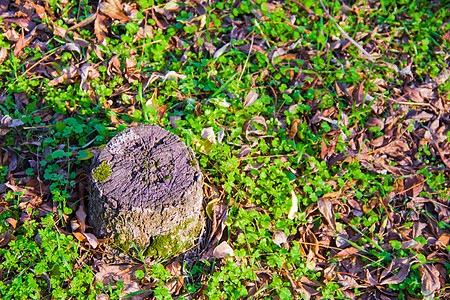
[0,0,450,299]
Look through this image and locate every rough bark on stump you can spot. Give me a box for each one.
[88,124,204,257]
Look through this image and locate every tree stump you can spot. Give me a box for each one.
[88,124,204,257]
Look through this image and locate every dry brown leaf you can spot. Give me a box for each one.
[157,105,166,120]
[437,233,450,250]
[287,119,301,140]
[70,220,80,232]
[237,145,251,158]
[365,269,379,286]
[52,23,67,38]
[217,130,225,145]
[82,232,98,249]
[6,217,17,229]
[162,71,187,82]
[443,31,450,42]
[67,13,97,34]
[243,116,268,141]
[244,90,259,108]
[420,264,441,297]
[201,127,216,144]
[13,30,25,56]
[0,0,9,15]
[80,63,100,90]
[94,13,108,43]
[48,66,79,86]
[213,241,235,258]
[76,201,87,232]
[165,260,182,276]
[5,182,36,197]
[202,201,228,259]
[317,198,336,231]
[333,246,359,258]
[434,68,449,86]
[379,258,411,285]
[107,54,121,75]
[403,174,424,197]
[73,231,86,242]
[366,117,384,130]
[354,80,366,106]
[107,0,124,10]
[0,231,11,247]
[214,43,230,58]
[95,262,143,299]
[98,2,132,22]
[0,47,7,64]
[273,230,287,247]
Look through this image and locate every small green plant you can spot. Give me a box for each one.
[0,215,95,299]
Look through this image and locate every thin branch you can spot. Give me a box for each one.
[318,0,375,62]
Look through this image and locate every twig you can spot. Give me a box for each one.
[318,0,375,62]
[239,35,254,82]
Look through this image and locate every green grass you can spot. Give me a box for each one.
[1,0,450,299]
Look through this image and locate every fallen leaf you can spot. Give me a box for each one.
[165,260,182,276]
[76,201,87,232]
[380,263,410,285]
[154,105,166,120]
[365,269,379,286]
[98,1,131,22]
[243,116,268,140]
[94,13,108,42]
[0,0,9,15]
[287,119,301,140]
[83,232,98,249]
[201,127,216,144]
[52,22,67,38]
[0,231,11,247]
[13,30,25,56]
[317,198,336,230]
[95,262,144,299]
[288,190,298,219]
[217,130,225,145]
[333,246,359,258]
[5,217,16,229]
[403,174,424,197]
[162,71,187,82]
[213,241,235,258]
[354,80,366,106]
[432,141,450,169]
[244,90,259,108]
[214,43,229,58]
[163,1,179,10]
[73,231,86,242]
[421,264,441,297]
[48,66,79,86]
[273,230,287,247]
[206,197,220,220]
[0,47,7,64]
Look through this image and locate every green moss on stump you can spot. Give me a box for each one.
[143,217,203,258]
[92,161,112,183]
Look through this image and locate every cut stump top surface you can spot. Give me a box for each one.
[92,124,201,211]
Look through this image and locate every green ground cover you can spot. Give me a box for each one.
[0,0,450,299]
